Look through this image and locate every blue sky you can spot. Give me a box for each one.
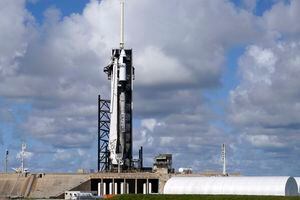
[26,0,90,21]
[0,0,300,176]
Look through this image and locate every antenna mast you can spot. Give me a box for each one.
[120,0,125,49]
[21,143,26,173]
[221,144,226,175]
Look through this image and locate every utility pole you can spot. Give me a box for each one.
[5,149,9,173]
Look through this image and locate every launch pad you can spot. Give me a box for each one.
[0,172,169,198]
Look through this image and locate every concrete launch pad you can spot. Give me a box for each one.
[0,172,171,199]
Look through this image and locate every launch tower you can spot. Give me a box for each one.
[99,0,134,171]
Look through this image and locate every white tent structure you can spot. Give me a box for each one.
[163,176,298,196]
[294,177,300,195]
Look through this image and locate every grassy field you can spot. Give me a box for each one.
[112,194,300,200]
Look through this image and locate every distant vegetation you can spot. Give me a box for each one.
[112,194,300,200]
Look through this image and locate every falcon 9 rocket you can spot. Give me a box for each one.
[104,0,134,170]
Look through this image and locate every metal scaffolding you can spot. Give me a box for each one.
[98,95,110,172]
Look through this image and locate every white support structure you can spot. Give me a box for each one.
[103,183,106,195]
[149,183,152,194]
[114,183,118,194]
[98,183,107,196]
[109,183,113,195]
[126,183,129,194]
[120,183,124,194]
[143,183,147,194]
[98,182,101,196]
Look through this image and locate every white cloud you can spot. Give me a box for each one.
[243,134,285,148]
[227,2,300,173]
[135,46,194,87]
[159,137,174,146]
[17,151,33,160]
[228,41,300,176]
[238,45,277,85]
[53,149,72,161]
[141,118,157,132]
[0,0,33,77]
[230,42,300,129]
[263,0,300,37]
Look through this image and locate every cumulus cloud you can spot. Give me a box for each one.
[223,1,300,175]
[51,148,95,171]
[135,46,194,88]
[230,42,300,130]
[141,118,158,132]
[243,134,285,148]
[228,41,300,175]
[53,149,73,161]
[263,0,300,38]
[0,0,33,78]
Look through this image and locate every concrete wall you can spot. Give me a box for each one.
[0,173,90,199]
[0,173,29,198]
[0,172,170,198]
[30,173,90,198]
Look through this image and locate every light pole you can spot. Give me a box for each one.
[5,149,9,173]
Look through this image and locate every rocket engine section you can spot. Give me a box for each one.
[104,49,134,170]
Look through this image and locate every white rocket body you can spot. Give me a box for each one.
[119,49,127,81]
[109,58,119,165]
[109,50,128,165]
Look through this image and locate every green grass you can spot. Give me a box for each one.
[112,194,300,200]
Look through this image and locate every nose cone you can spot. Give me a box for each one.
[120,49,126,57]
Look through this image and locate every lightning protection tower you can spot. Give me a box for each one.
[221,143,227,176]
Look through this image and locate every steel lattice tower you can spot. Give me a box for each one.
[97,95,110,172]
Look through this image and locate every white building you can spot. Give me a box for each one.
[294,177,300,195]
[164,176,298,196]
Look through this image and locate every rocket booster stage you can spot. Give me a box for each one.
[104,48,134,169]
